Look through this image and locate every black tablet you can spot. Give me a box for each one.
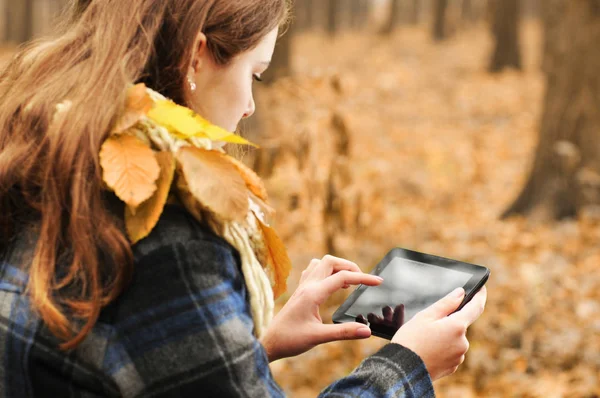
[332,248,490,340]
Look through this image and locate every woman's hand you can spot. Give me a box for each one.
[260,255,383,362]
[392,286,487,381]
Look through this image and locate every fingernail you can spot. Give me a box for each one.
[356,327,371,338]
[452,287,465,298]
[375,276,384,282]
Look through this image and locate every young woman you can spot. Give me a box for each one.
[0,0,486,396]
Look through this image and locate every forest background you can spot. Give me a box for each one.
[2,0,599,396]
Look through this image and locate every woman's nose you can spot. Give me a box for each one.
[243,97,256,119]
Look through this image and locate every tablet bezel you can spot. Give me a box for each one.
[332,247,490,339]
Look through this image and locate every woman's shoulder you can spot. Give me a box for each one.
[123,204,245,298]
[132,203,237,260]
[106,203,246,321]
[93,205,256,397]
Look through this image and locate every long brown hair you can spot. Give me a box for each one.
[0,0,289,350]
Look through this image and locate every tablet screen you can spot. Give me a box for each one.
[345,257,473,323]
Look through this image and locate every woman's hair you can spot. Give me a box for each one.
[0,0,289,350]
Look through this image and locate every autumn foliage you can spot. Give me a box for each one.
[99,84,291,299]
[256,24,600,397]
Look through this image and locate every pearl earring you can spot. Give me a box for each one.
[187,76,197,92]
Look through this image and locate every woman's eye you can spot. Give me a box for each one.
[253,74,263,82]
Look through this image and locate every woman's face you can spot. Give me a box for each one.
[188,28,279,132]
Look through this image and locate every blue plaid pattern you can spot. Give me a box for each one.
[0,205,434,397]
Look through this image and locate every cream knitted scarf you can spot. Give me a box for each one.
[91,84,291,337]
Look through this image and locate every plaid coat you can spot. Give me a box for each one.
[0,205,435,397]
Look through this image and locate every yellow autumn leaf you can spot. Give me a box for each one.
[176,147,249,222]
[223,156,269,201]
[254,213,291,299]
[147,100,257,147]
[125,152,176,244]
[196,122,257,146]
[99,134,160,208]
[113,83,154,134]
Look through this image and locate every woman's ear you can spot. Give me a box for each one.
[188,32,208,77]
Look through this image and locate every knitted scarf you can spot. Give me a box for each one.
[92,84,291,337]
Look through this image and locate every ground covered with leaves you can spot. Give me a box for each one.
[253,22,600,397]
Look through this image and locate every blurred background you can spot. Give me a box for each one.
[2,0,600,396]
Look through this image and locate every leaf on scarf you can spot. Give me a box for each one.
[224,156,269,201]
[175,176,206,224]
[113,84,154,134]
[249,191,276,225]
[176,147,249,222]
[147,100,257,146]
[100,134,160,208]
[254,213,291,299]
[195,121,258,147]
[125,151,176,244]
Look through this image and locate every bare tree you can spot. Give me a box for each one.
[503,0,600,219]
[381,0,402,35]
[522,0,540,19]
[462,0,474,21]
[306,0,317,29]
[462,0,491,24]
[350,0,369,29]
[489,0,522,72]
[3,0,68,43]
[409,0,421,24]
[326,0,343,36]
[261,22,294,84]
[432,0,449,41]
[359,0,371,29]
[295,0,312,32]
[5,0,33,43]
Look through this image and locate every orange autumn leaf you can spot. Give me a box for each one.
[249,191,276,225]
[125,152,176,244]
[176,177,207,224]
[224,156,269,201]
[176,147,248,222]
[113,83,154,133]
[254,213,291,299]
[100,134,160,208]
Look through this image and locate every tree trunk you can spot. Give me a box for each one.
[3,0,68,43]
[359,0,371,28]
[306,0,315,29]
[381,0,402,35]
[327,0,340,36]
[349,0,366,29]
[478,0,490,23]
[489,0,522,72]
[5,0,33,43]
[462,0,474,22]
[523,0,540,19]
[462,0,489,24]
[432,0,449,41]
[410,0,421,24]
[0,0,5,41]
[262,23,293,84]
[502,0,600,220]
[295,0,310,31]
